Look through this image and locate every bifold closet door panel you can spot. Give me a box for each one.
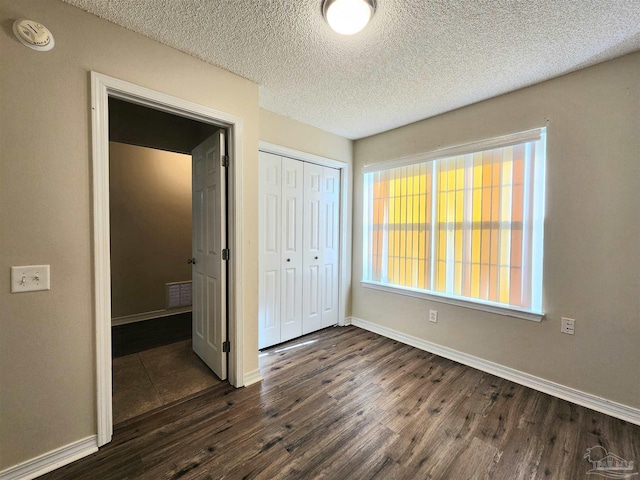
[302,162,323,335]
[258,152,282,349]
[260,154,342,347]
[321,167,340,328]
[280,157,304,342]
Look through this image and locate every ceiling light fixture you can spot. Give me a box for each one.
[322,0,376,36]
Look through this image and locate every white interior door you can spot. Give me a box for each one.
[258,152,282,349]
[192,130,227,380]
[280,157,304,342]
[302,162,323,334]
[321,167,340,328]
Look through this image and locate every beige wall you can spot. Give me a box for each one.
[109,143,192,318]
[259,109,353,164]
[352,52,640,409]
[0,0,259,469]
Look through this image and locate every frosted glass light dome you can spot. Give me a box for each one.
[323,0,376,35]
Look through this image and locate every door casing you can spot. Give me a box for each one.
[91,72,245,447]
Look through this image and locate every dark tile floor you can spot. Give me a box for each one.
[112,339,222,424]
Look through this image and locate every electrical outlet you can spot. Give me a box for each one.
[561,317,575,335]
[429,309,438,323]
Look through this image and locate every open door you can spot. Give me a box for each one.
[191,130,227,380]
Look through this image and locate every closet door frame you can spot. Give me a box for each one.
[258,141,352,329]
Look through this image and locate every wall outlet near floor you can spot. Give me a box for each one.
[561,317,575,335]
[429,309,438,323]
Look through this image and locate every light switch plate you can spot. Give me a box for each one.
[11,265,50,293]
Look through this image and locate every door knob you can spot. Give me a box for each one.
[286,258,291,262]
[314,256,318,260]
[187,258,196,264]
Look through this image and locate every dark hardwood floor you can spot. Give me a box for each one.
[41,326,640,479]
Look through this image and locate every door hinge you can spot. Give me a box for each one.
[222,248,230,261]
[221,155,229,167]
[222,341,230,352]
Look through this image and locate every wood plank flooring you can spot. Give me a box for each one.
[41,326,640,480]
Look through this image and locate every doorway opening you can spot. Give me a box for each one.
[92,72,245,447]
[108,98,225,424]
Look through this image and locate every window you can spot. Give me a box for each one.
[362,128,546,318]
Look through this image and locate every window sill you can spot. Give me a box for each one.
[360,281,544,322]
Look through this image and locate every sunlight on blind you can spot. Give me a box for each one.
[363,130,545,312]
[367,164,433,289]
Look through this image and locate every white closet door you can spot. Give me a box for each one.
[321,167,340,328]
[280,157,304,342]
[302,162,323,334]
[258,152,282,349]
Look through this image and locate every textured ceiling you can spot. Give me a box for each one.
[63,0,640,139]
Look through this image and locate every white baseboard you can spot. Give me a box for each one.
[0,435,97,480]
[243,369,263,387]
[343,316,352,326]
[111,306,192,326]
[350,316,640,426]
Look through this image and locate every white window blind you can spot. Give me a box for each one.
[362,128,546,314]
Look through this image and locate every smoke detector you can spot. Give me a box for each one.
[13,19,55,51]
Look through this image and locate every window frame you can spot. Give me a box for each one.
[361,128,546,322]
